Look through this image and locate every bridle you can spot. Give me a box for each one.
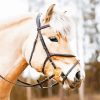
[0,14,79,88]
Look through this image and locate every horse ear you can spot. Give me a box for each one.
[44,4,55,23]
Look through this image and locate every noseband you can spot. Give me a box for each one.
[0,14,79,88]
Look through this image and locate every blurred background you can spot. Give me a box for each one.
[0,0,100,100]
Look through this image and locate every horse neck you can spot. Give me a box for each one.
[0,15,34,76]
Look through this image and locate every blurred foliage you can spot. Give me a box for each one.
[85,61,100,93]
[11,86,26,100]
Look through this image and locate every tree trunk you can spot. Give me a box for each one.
[59,84,65,100]
[26,78,32,100]
[48,80,52,97]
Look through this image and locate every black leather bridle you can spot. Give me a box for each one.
[0,14,79,88]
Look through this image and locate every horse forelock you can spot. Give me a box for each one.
[41,5,75,37]
[49,12,74,36]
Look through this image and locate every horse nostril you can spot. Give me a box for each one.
[75,71,80,80]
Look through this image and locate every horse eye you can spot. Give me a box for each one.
[49,37,58,42]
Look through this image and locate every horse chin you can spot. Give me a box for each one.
[63,80,81,91]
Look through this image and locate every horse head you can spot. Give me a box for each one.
[22,4,85,90]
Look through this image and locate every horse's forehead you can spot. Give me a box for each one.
[41,27,57,36]
[41,28,68,41]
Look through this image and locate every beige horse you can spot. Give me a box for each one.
[0,4,85,100]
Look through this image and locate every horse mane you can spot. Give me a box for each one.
[0,5,75,36]
[0,14,33,31]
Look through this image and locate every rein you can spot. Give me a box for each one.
[0,14,79,88]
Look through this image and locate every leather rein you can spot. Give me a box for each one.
[0,14,79,88]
